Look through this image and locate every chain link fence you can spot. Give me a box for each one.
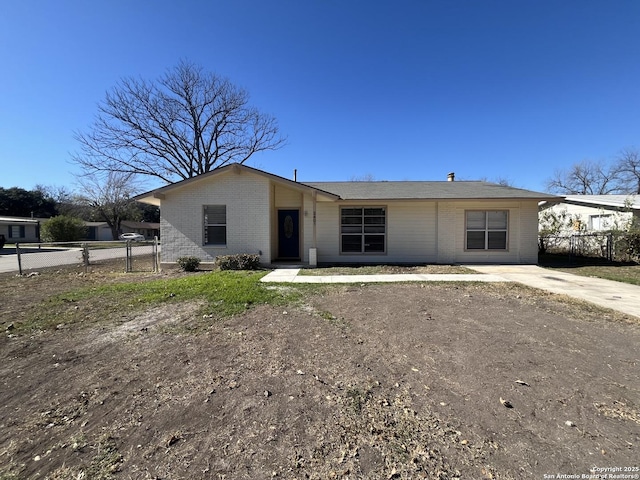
[539,232,639,263]
[2,239,160,275]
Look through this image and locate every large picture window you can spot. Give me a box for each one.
[466,210,508,250]
[204,205,226,245]
[341,207,386,254]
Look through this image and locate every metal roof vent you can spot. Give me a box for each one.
[447,172,455,182]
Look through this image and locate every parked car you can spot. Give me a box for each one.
[119,232,145,241]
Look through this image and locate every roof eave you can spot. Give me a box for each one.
[133,163,341,204]
[336,195,562,202]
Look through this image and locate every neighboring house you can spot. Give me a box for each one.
[0,216,41,243]
[134,163,558,266]
[121,221,160,240]
[0,216,161,244]
[84,221,160,241]
[85,221,114,241]
[540,195,640,233]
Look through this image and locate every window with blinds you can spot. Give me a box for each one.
[465,210,508,250]
[203,205,226,245]
[340,207,386,254]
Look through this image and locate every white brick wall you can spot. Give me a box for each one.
[448,201,538,264]
[436,201,457,263]
[160,169,272,264]
[158,168,542,266]
[316,199,540,264]
[315,201,438,264]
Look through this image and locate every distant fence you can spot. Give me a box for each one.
[3,239,160,275]
[539,232,639,263]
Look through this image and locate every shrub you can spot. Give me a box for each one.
[41,215,87,242]
[177,256,201,272]
[215,254,261,271]
[619,231,640,262]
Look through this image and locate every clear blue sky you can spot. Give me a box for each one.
[1,0,639,192]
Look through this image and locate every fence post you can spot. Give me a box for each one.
[125,241,132,272]
[16,243,22,275]
[607,233,613,263]
[154,236,160,272]
[152,237,157,272]
[569,235,575,261]
[82,243,90,273]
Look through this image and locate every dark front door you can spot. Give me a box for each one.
[278,209,300,259]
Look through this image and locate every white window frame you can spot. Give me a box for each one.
[340,206,386,254]
[203,205,227,246]
[465,210,509,251]
[589,214,612,231]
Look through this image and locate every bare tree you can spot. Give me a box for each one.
[545,159,626,195]
[73,61,286,184]
[478,176,517,187]
[34,184,78,216]
[75,171,141,240]
[349,173,376,182]
[617,148,640,194]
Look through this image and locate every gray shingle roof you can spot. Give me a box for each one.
[303,181,557,201]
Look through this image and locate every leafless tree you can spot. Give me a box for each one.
[545,159,626,195]
[34,184,79,216]
[478,176,517,187]
[617,148,640,194]
[349,173,376,181]
[73,61,286,184]
[75,171,142,240]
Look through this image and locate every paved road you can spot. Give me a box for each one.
[0,244,156,274]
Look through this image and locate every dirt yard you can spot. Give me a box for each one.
[1,268,639,479]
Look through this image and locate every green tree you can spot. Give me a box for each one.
[41,216,87,242]
[135,203,160,223]
[0,187,57,217]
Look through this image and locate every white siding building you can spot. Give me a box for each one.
[135,164,557,266]
[540,195,640,233]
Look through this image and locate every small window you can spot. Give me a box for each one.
[340,207,386,254]
[589,214,612,231]
[204,205,226,245]
[466,211,508,250]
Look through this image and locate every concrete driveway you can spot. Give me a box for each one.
[465,264,640,319]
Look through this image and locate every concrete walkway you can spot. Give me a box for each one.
[260,269,506,284]
[260,265,640,319]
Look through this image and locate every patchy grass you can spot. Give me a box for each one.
[13,270,302,334]
[550,264,640,285]
[540,254,640,285]
[299,264,472,276]
[3,265,640,478]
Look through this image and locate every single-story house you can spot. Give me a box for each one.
[0,216,41,243]
[540,195,640,232]
[134,163,559,266]
[84,222,114,241]
[85,221,160,241]
[122,221,160,240]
